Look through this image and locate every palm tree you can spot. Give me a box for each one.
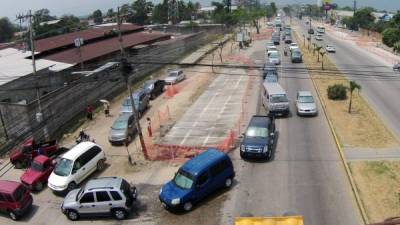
[348,81,361,113]
[312,43,317,55]
[320,50,326,69]
[315,46,322,62]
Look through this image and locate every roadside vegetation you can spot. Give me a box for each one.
[294,31,398,148]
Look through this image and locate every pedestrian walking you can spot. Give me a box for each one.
[147,117,152,137]
[86,104,93,120]
[104,103,110,117]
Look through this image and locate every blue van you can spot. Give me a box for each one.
[159,149,235,211]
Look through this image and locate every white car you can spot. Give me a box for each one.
[315,35,323,41]
[268,51,280,65]
[48,142,106,193]
[325,45,336,53]
[266,46,278,54]
[296,91,318,116]
[165,69,185,85]
[289,43,298,51]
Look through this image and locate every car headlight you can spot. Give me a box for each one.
[171,198,180,205]
[263,146,269,153]
[240,145,245,151]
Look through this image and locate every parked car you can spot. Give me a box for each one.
[48,142,106,193]
[325,45,336,53]
[291,49,303,63]
[394,63,400,71]
[296,91,318,116]
[0,180,33,220]
[165,69,185,84]
[108,113,137,145]
[20,155,55,191]
[9,138,59,169]
[61,177,137,221]
[240,116,276,160]
[268,51,280,65]
[159,149,235,212]
[120,89,150,116]
[143,79,165,99]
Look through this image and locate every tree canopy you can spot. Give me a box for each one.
[0,17,15,43]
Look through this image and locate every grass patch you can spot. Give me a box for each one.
[349,161,400,222]
[293,31,398,148]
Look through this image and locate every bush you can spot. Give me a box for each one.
[382,28,400,47]
[327,84,347,100]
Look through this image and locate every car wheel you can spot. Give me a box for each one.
[67,182,77,191]
[183,201,193,212]
[8,211,17,220]
[66,210,79,221]
[112,208,127,220]
[14,161,23,169]
[225,177,233,188]
[35,182,44,191]
[97,159,105,171]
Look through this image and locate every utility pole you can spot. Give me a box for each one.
[117,8,149,161]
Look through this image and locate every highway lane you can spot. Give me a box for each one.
[221,33,361,225]
[297,20,400,138]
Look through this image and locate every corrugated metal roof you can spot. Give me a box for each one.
[44,32,170,64]
[34,24,143,53]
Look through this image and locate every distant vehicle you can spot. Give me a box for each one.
[325,45,336,53]
[308,28,314,34]
[240,115,276,160]
[291,49,303,63]
[296,91,318,116]
[315,34,323,41]
[120,89,150,116]
[0,180,33,220]
[159,149,235,212]
[265,41,274,47]
[268,51,280,65]
[48,142,106,193]
[393,63,400,71]
[317,26,325,33]
[272,32,280,45]
[143,79,165,100]
[284,35,292,44]
[9,138,59,169]
[61,177,137,221]
[165,69,185,85]
[263,63,278,81]
[306,21,309,25]
[109,113,137,145]
[20,155,55,191]
[266,46,278,55]
[266,22,273,28]
[262,82,290,116]
[289,43,299,51]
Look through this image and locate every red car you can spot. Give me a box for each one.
[0,180,33,220]
[9,138,58,168]
[20,155,55,191]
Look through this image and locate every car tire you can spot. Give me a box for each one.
[112,208,127,220]
[8,211,17,220]
[97,159,105,171]
[35,182,44,191]
[225,177,233,188]
[14,161,23,169]
[67,182,77,191]
[183,201,193,212]
[66,210,79,221]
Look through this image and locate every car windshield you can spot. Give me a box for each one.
[246,126,269,138]
[271,94,288,103]
[53,158,73,177]
[298,95,314,103]
[112,118,128,130]
[168,72,178,77]
[292,51,301,56]
[269,52,278,58]
[122,97,139,106]
[173,170,194,189]
[31,161,44,172]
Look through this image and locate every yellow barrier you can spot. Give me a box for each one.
[235,216,304,225]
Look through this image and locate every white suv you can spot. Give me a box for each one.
[48,142,106,193]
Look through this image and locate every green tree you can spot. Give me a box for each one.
[152,0,168,24]
[340,6,353,11]
[270,2,277,16]
[0,17,15,42]
[327,84,347,100]
[132,0,153,24]
[353,8,375,30]
[106,8,116,18]
[92,9,103,24]
[382,28,400,47]
[394,41,400,53]
[348,81,361,113]
[34,8,57,24]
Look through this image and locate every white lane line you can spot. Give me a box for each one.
[234,75,243,89]
[180,129,192,145]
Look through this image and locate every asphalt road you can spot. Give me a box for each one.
[297,20,400,139]
[221,33,362,225]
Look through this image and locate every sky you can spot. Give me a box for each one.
[1,0,399,20]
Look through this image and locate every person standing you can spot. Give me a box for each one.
[104,103,110,117]
[86,104,93,120]
[147,117,152,137]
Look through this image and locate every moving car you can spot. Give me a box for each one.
[61,177,137,221]
[159,149,234,212]
[240,115,276,160]
[263,63,278,82]
[393,63,400,71]
[291,49,303,63]
[289,43,298,51]
[108,113,137,145]
[268,51,280,65]
[266,46,278,54]
[48,142,106,193]
[120,89,150,116]
[308,28,314,34]
[143,79,165,100]
[10,138,59,169]
[325,45,336,53]
[296,91,318,116]
[165,69,185,85]
[272,32,280,45]
[317,26,325,34]
[262,82,290,116]
[20,155,55,191]
[0,180,33,220]
[265,41,274,47]
[284,35,292,44]
[315,34,323,41]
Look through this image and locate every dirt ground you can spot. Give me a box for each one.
[293,32,398,149]
[349,161,400,222]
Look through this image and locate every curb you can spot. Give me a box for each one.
[293,27,369,225]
